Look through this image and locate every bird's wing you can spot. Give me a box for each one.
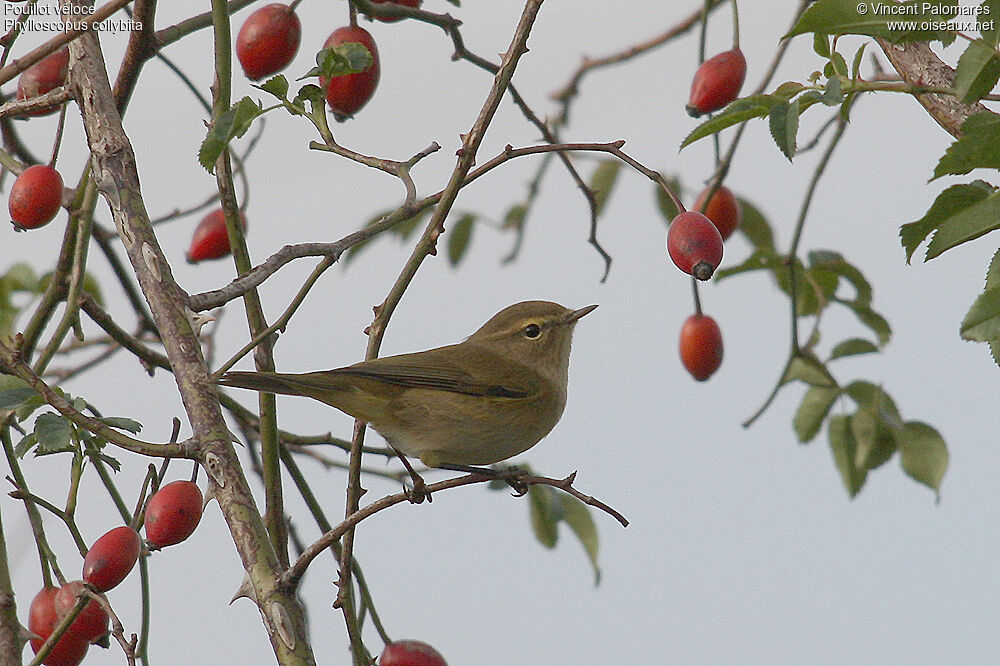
[331,345,534,398]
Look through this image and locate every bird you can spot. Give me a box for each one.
[216,300,596,471]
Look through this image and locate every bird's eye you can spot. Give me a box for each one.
[523,323,541,339]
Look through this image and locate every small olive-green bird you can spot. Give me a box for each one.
[217,300,597,469]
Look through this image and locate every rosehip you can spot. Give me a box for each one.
[667,211,724,280]
[370,0,422,22]
[83,526,141,592]
[693,184,741,241]
[145,480,204,548]
[186,208,247,263]
[380,639,448,666]
[54,581,109,644]
[321,26,380,120]
[236,4,301,81]
[9,165,64,230]
[28,587,90,666]
[687,48,746,117]
[680,314,723,381]
[16,47,70,117]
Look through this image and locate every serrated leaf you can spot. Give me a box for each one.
[933,113,1000,179]
[953,39,1000,104]
[98,453,121,472]
[257,75,290,101]
[446,214,475,266]
[97,416,143,434]
[786,0,958,44]
[851,43,868,79]
[960,284,1000,341]
[794,385,840,443]
[528,484,560,548]
[925,188,1000,259]
[829,52,848,78]
[768,99,800,160]
[590,160,620,216]
[33,413,73,453]
[828,414,867,498]
[900,181,994,261]
[782,352,837,387]
[898,421,948,497]
[654,174,683,222]
[829,337,879,359]
[199,97,265,173]
[559,493,601,585]
[680,95,777,148]
[305,42,373,80]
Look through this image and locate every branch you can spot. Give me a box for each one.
[875,38,992,137]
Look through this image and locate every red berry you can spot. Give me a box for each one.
[9,165,64,230]
[667,211,724,280]
[693,184,742,241]
[321,26,380,120]
[54,581,109,644]
[380,639,448,666]
[28,587,90,666]
[186,208,247,263]
[83,526,141,592]
[687,48,746,117]
[236,4,301,81]
[16,47,70,117]
[679,314,723,381]
[144,480,204,548]
[370,0,422,22]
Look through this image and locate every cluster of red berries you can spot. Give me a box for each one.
[28,481,203,665]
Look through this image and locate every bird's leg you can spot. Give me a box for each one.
[392,447,431,503]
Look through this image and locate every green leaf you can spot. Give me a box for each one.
[714,247,785,281]
[502,204,527,231]
[960,284,1000,341]
[813,33,831,57]
[446,214,475,266]
[794,385,840,443]
[96,416,143,434]
[828,414,867,499]
[851,306,892,346]
[735,197,775,251]
[14,433,37,458]
[981,0,1000,45]
[33,413,73,454]
[782,352,837,387]
[808,250,873,307]
[829,338,879,359]
[925,188,1000,259]
[590,160,621,216]
[821,75,843,106]
[199,97,265,173]
[305,42,373,80]
[898,421,948,497]
[654,174,683,223]
[528,484,560,548]
[3,263,38,292]
[786,0,958,44]
[933,113,1000,178]
[680,95,777,148]
[0,386,35,409]
[559,493,601,585]
[844,381,902,422]
[829,52,849,78]
[257,75,289,101]
[851,43,868,79]
[953,40,1000,104]
[768,99,800,160]
[899,181,995,262]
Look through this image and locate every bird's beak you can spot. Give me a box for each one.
[565,304,598,324]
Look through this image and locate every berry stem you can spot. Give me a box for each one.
[49,102,68,167]
[349,1,358,26]
[730,0,740,50]
[691,275,703,317]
